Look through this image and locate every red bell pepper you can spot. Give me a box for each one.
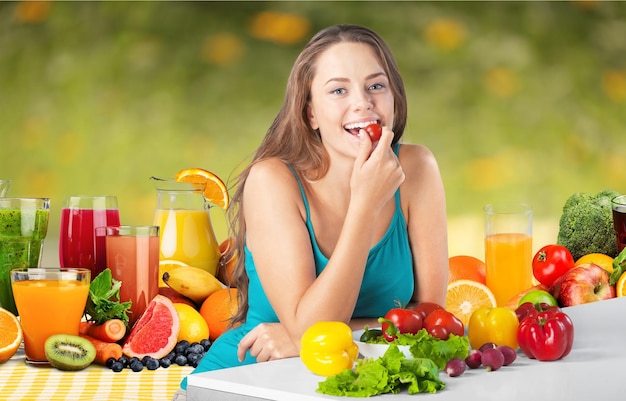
[517,309,574,361]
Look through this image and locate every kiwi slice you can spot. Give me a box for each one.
[44,334,96,371]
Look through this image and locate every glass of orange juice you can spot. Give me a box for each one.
[151,178,220,276]
[484,202,533,306]
[10,267,90,365]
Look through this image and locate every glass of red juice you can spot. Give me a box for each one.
[59,196,120,279]
[105,225,159,326]
[612,195,626,254]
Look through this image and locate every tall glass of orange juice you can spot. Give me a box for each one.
[151,178,220,276]
[10,267,90,365]
[484,202,533,306]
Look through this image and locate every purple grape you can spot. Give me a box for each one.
[481,348,505,372]
[496,345,517,366]
[445,357,466,377]
[465,349,482,369]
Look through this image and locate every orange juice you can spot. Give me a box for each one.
[485,233,533,306]
[154,209,220,275]
[12,277,89,363]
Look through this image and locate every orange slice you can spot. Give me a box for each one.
[0,307,23,363]
[617,271,626,297]
[175,167,230,209]
[445,279,497,327]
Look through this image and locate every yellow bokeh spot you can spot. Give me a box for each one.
[484,67,519,98]
[202,33,245,67]
[424,18,467,51]
[248,11,310,45]
[602,70,626,102]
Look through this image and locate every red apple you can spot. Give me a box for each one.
[554,263,615,307]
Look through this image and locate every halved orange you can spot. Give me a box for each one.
[0,307,23,363]
[617,271,626,297]
[445,279,496,327]
[175,167,230,209]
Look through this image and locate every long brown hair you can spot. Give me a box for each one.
[228,24,408,325]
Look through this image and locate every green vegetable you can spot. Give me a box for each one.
[317,344,445,397]
[609,247,626,285]
[556,189,621,261]
[84,268,132,325]
[408,330,469,370]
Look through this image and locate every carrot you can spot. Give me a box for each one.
[79,319,127,342]
[80,334,123,365]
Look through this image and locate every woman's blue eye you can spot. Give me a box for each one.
[369,83,385,91]
[332,88,346,95]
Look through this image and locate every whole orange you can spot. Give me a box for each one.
[448,255,486,284]
[200,288,240,341]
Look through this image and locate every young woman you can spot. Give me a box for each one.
[176,24,448,396]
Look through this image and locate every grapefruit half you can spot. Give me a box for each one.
[122,295,180,359]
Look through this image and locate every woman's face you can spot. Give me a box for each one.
[307,42,395,159]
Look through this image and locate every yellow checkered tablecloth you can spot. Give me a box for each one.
[0,348,193,401]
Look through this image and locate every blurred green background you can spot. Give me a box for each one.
[1,1,625,262]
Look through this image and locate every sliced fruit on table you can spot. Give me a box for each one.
[175,167,230,209]
[45,334,96,371]
[122,295,180,359]
[574,253,614,274]
[448,255,486,284]
[158,259,188,287]
[0,307,23,363]
[174,303,210,344]
[200,288,241,341]
[445,279,496,327]
[616,271,626,297]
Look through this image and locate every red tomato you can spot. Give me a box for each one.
[423,309,464,340]
[364,123,382,142]
[412,302,443,321]
[381,308,423,342]
[532,245,575,287]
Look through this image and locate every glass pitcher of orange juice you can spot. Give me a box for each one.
[151,177,220,276]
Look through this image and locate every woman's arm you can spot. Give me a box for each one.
[399,144,449,306]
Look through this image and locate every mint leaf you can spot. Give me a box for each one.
[85,268,132,325]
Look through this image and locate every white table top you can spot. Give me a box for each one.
[187,297,626,400]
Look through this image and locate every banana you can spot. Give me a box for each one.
[162,265,225,304]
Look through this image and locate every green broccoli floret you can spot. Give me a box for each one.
[556,189,621,261]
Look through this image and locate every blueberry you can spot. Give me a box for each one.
[130,360,144,372]
[166,351,176,360]
[145,357,160,370]
[174,354,188,366]
[111,361,124,372]
[159,358,172,368]
[175,340,190,354]
[187,344,205,355]
[118,356,129,367]
[105,357,117,369]
[186,353,202,367]
[200,339,211,351]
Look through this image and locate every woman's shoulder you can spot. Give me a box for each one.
[397,143,439,171]
[245,158,302,198]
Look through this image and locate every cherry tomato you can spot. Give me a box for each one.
[381,308,423,342]
[412,301,443,321]
[423,309,464,340]
[532,245,575,287]
[364,123,382,142]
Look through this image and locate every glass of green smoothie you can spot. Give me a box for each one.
[0,198,50,315]
[0,180,10,197]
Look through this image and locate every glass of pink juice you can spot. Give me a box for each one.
[612,195,626,253]
[11,267,90,365]
[484,202,533,306]
[105,226,159,326]
[59,196,120,279]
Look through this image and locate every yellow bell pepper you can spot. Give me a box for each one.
[467,307,519,350]
[300,321,359,376]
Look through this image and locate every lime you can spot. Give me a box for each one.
[518,289,558,307]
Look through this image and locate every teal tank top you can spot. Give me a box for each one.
[181,144,414,387]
